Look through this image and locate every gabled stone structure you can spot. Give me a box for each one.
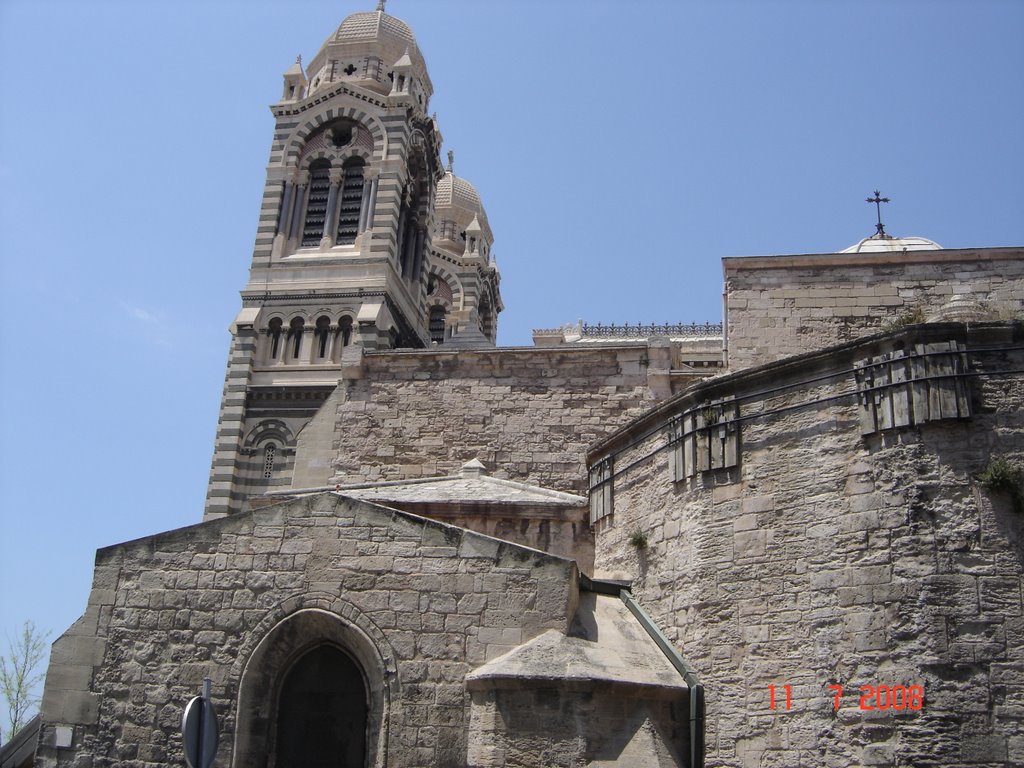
[35,493,694,767]
[269,458,594,572]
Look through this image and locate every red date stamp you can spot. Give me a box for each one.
[767,684,924,711]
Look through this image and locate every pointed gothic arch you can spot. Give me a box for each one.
[275,644,367,767]
[231,604,394,768]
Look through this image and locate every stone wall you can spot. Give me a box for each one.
[294,344,665,495]
[36,494,577,768]
[724,247,1024,371]
[589,322,1024,767]
[408,503,593,575]
[466,688,685,768]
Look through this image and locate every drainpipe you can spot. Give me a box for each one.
[620,589,705,768]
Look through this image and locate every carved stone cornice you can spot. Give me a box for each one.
[242,290,387,305]
[272,82,389,117]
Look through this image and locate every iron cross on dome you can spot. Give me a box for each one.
[866,190,891,236]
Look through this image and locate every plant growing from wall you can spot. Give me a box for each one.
[882,305,927,332]
[700,405,718,426]
[976,456,1024,514]
[629,528,649,551]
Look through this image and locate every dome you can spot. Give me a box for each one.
[434,170,494,255]
[436,172,482,214]
[333,11,416,48]
[840,234,942,254]
[304,8,432,99]
[436,171,491,231]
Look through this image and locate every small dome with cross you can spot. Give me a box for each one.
[434,151,493,250]
[841,234,942,253]
[841,190,942,253]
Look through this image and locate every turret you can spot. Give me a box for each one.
[281,56,307,102]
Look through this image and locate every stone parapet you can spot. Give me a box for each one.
[298,344,671,496]
[723,246,1024,370]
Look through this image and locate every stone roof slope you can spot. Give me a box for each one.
[272,459,587,508]
[466,592,688,692]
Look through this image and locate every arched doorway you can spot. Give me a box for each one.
[275,645,367,767]
[232,607,393,768]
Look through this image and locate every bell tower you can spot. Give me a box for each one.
[204,4,502,519]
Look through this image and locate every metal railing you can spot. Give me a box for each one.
[582,322,722,338]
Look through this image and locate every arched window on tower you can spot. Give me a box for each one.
[315,315,331,360]
[263,443,277,479]
[429,305,446,344]
[301,160,332,247]
[267,317,283,362]
[339,315,353,348]
[289,317,305,360]
[336,158,365,245]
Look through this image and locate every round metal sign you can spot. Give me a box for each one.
[182,694,219,768]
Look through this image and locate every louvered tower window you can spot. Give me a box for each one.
[336,159,365,245]
[429,306,446,344]
[301,161,331,247]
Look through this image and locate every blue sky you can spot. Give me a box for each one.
[0,0,1022,680]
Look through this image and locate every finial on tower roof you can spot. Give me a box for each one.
[296,55,302,65]
[447,150,455,173]
[376,0,386,12]
[866,189,891,238]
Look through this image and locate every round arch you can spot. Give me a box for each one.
[426,263,463,310]
[298,145,374,173]
[282,107,387,167]
[242,419,296,453]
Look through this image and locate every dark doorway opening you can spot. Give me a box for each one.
[275,645,367,768]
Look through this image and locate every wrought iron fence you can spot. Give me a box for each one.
[581,322,723,338]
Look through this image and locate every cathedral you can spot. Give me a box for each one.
[8,4,1023,768]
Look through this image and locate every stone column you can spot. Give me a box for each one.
[357,175,372,233]
[277,181,294,236]
[320,168,345,249]
[322,325,337,363]
[271,179,294,260]
[304,326,318,364]
[288,172,309,249]
[366,177,378,229]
